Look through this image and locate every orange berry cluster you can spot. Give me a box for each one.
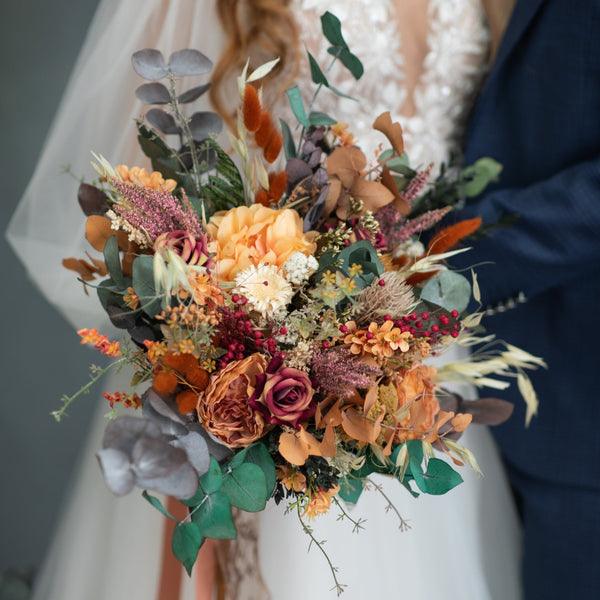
[151,352,209,415]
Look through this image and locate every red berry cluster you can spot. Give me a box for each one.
[216,297,285,369]
[393,309,462,344]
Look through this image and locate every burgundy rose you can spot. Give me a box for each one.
[154,230,214,269]
[249,357,315,428]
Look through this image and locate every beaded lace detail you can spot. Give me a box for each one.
[292,0,490,168]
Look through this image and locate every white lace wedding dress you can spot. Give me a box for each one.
[7,1,522,599]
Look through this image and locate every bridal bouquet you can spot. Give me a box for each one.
[58,12,543,589]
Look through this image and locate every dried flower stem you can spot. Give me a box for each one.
[296,505,347,596]
[365,477,411,532]
[52,359,126,422]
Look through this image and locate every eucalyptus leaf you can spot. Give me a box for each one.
[135,82,171,105]
[280,118,296,159]
[244,443,277,496]
[308,51,328,86]
[131,49,169,81]
[146,108,180,135]
[200,456,224,495]
[142,491,176,520]
[222,463,268,512]
[338,476,364,504]
[285,86,309,128]
[420,270,471,313]
[189,111,223,141]
[178,83,211,104]
[308,111,337,127]
[461,157,502,197]
[168,49,212,77]
[415,458,463,495]
[131,255,162,317]
[329,47,364,80]
[320,11,348,48]
[172,522,204,576]
[191,491,237,539]
[103,235,124,289]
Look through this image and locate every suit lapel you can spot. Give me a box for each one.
[488,0,548,77]
[467,0,548,137]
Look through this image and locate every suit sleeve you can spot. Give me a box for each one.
[449,155,600,307]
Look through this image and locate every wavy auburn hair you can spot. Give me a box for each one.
[209,0,301,127]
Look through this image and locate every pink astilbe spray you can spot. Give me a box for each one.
[112,180,203,242]
[404,164,433,206]
[394,206,451,245]
[311,347,382,400]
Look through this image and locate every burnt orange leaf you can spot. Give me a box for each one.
[243,84,262,132]
[451,413,472,432]
[341,406,383,444]
[85,215,129,253]
[326,146,367,188]
[381,165,410,215]
[349,178,395,213]
[62,257,107,282]
[362,384,379,416]
[373,111,404,155]
[279,431,310,466]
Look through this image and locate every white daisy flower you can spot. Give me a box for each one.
[234,264,294,318]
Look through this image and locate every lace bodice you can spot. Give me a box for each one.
[292,0,490,168]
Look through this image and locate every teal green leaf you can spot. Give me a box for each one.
[226,447,249,470]
[285,86,309,128]
[308,111,337,127]
[338,476,364,504]
[172,522,204,576]
[420,270,471,313]
[408,456,426,491]
[280,118,296,160]
[200,456,223,495]
[222,463,268,512]
[307,51,329,86]
[180,486,208,508]
[415,458,463,495]
[103,235,125,290]
[191,491,237,539]
[244,443,277,496]
[461,157,502,197]
[131,254,163,317]
[320,12,348,48]
[328,47,364,80]
[142,491,176,520]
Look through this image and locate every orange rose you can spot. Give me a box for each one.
[207,204,315,282]
[391,363,439,442]
[197,353,268,448]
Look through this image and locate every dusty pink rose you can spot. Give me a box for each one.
[249,357,315,428]
[154,230,214,269]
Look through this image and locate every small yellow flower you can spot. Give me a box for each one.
[322,270,336,285]
[348,263,363,278]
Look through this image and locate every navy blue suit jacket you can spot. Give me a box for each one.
[452,0,600,490]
